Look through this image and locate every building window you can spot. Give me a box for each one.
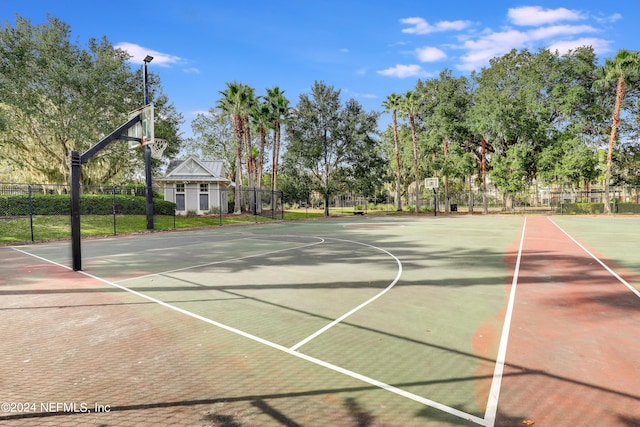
[200,183,208,193]
[176,183,185,193]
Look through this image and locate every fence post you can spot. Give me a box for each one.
[112,186,117,235]
[28,184,34,242]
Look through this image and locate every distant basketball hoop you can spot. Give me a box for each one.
[424,177,439,189]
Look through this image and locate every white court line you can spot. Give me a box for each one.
[548,217,640,299]
[483,217,527,427]
[115,236,325,283]
[290,238,403,351]
[12,245,487,426]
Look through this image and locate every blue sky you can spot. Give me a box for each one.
[0,1,635,138]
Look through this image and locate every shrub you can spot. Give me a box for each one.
[0,194,175,216]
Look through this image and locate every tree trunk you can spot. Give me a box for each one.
[234,116,243,214]
[409,114,420,212]
[482,136,488,215]
[604,76,625,215]
[392,111,402,211]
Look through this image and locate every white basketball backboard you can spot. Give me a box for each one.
[127,103,154,149]
[424,177,439,189]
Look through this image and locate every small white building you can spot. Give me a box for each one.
[156,157,233,215]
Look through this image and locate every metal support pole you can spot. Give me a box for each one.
[145,145,154,229]
[143,55,154,230]
[70,151,82,271]
[433,188,437,216]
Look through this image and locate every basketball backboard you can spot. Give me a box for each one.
[424,177,439,189]
[127,103,154,149]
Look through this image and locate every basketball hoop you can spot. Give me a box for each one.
[424,177,439,189]
[149,138,167,159]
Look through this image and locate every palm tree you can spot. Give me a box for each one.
[265,87,290,194]
[251,99,271,190]
[217,81,254,214]
[383,93,403,211]
[400,91,421,212]
[594,49,640,214]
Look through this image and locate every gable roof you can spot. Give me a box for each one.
[157,156,231,183]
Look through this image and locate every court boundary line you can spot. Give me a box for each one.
[10,240,488,426]
[549,217,640,299]
[483,217,527,426]
[290,237,403,351]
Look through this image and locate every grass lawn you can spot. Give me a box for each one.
[0,207,419,245]
[0,211,329,244]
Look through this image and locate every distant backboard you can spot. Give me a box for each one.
[127,103,154,149]
[424,177,439,189]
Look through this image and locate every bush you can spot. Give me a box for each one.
[0,194,176,216]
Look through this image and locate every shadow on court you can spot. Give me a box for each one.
[1,216,639,426]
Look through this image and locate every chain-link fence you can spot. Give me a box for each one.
[332,184,640,215]
[1,183,285,245]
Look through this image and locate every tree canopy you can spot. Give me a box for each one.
[0,15,182,184]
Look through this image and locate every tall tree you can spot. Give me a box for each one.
[399,91,421,211]
[251,99,271,189]
[216,81,254,214]
[287,81,381,217]
[382,93,403,211]
[265,86,289,193]
[0,15,182,184]
[184,109,236,181]
[417,70,473,212]
[593,49,640,214]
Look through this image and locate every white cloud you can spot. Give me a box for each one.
[183,67,200,74]
[457,24,605,71]
[508,6,585,26]
[401,17,472,34]
[377,64,426,78]
[416,46,447,62]
[115,42,182,66]
[594,13,622,24]
[344,90,377,99]
[529,24,598,40]
[547,37,612,55]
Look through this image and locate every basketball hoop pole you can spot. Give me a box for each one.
[143,55,154,230]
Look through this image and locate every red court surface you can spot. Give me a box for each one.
[493,216,640,426]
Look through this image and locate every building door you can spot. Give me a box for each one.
[176,194,185,211]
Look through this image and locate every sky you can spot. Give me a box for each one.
[0,1,636,138]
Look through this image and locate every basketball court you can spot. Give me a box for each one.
[1,215,639,426]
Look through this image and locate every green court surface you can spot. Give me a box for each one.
[2,215,639,426]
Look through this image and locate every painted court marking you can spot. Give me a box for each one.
[12,218,640,426]
[483,218,527,426]
[289,237,403,350]
[549,217,640,299]
[11,241,486,425]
